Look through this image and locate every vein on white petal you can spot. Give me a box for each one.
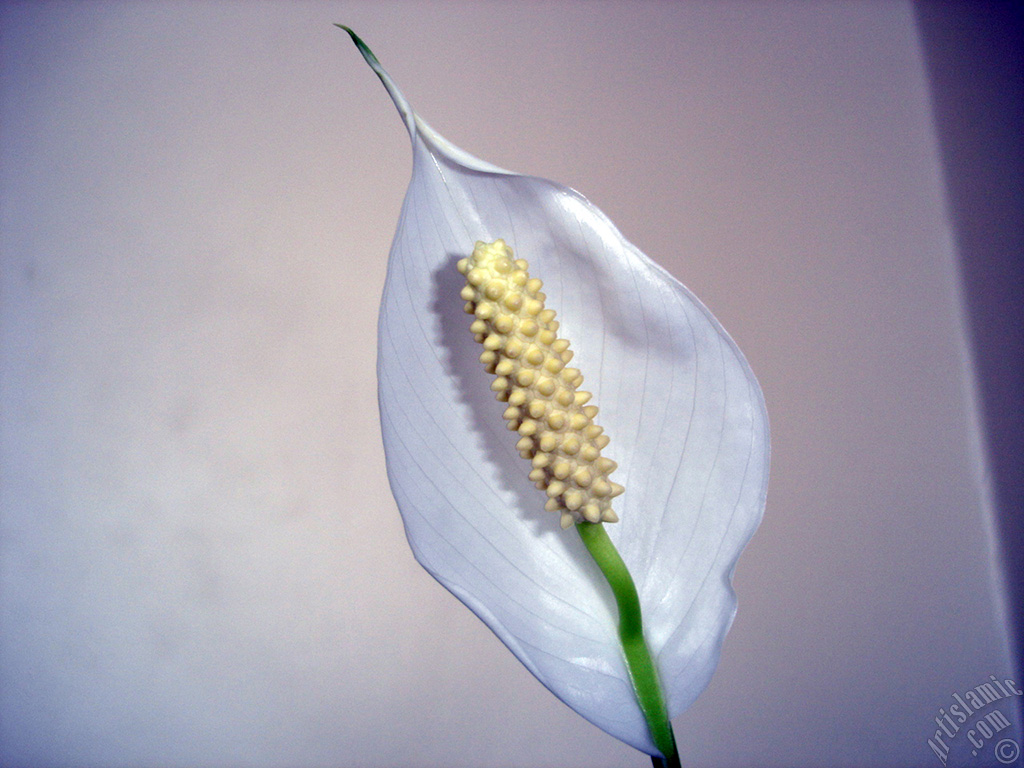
[631,285,689,593]
[380,309,610,633]
[648,290,686,557]
[419,520,610,658]
[656,339,728,617]
[618,252,655,543]
[674,336,749,591]
[380,382,584,626]
[381,400,594,637]
[512,635,654,753]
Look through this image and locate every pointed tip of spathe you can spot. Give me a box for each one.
[334,24,381,68]
[335,25,417,138]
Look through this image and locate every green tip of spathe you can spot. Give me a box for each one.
[334,24,381,68]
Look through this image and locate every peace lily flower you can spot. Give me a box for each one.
[340,27,769,764]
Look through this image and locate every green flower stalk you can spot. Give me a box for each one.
[577,521,680,768]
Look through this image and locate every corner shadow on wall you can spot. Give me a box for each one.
[914,0,1024,671]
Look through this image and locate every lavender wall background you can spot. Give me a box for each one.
[2,2,1020,767]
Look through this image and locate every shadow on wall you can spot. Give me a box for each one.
[915,0,1024,671]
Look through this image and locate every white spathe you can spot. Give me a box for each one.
[353,31,769,755]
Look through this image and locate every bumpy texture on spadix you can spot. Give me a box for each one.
[458,239,623,528]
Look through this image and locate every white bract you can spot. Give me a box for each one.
[349,32,769,754]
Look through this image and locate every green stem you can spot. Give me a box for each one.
[576,522,681,768]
